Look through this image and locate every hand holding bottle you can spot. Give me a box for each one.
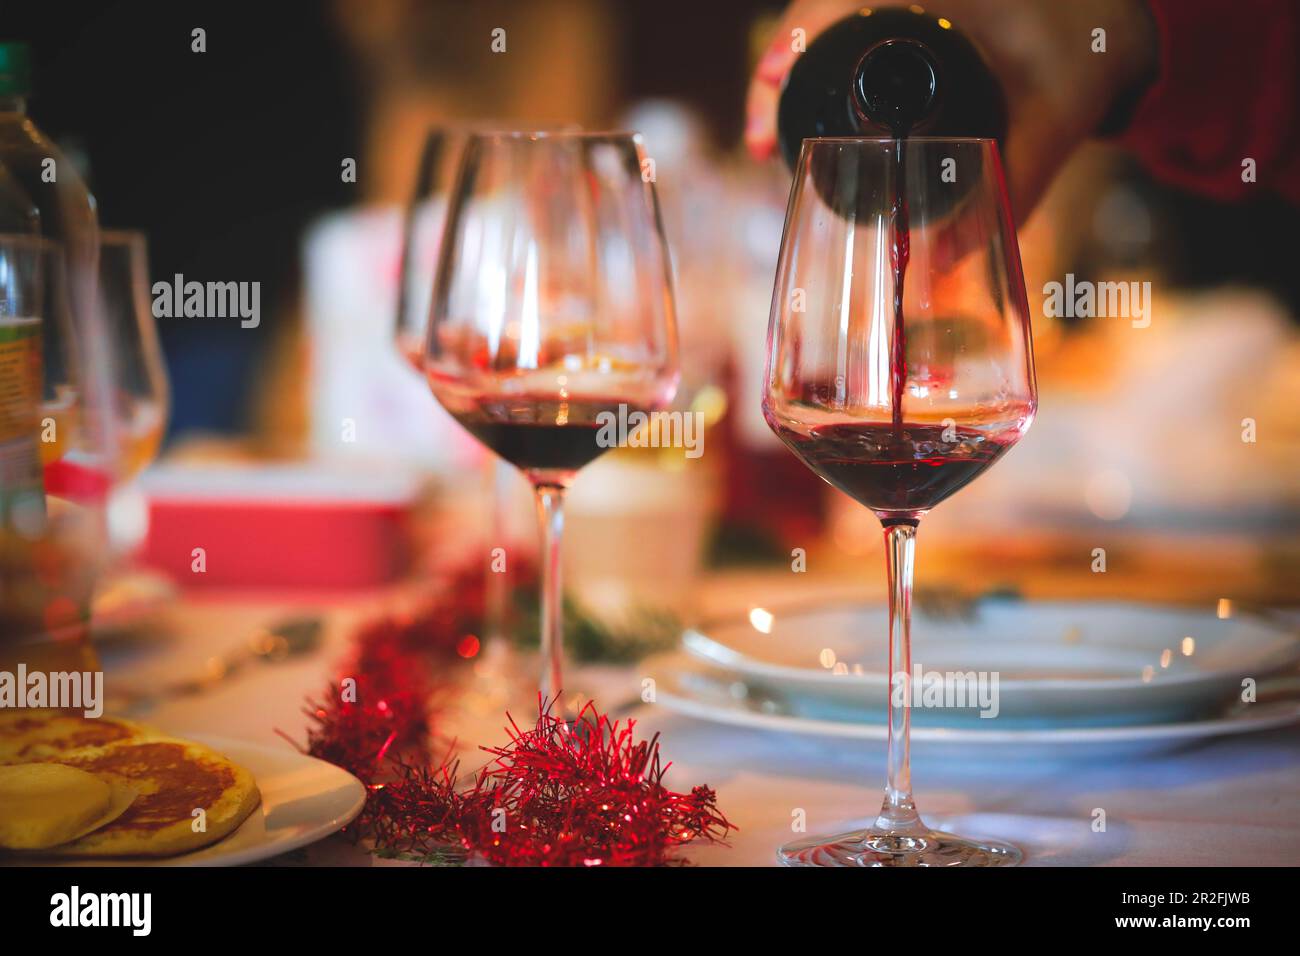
[747,0,1157,221]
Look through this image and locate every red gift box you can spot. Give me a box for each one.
[140,464,421,591]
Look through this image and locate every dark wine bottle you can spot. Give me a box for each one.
[776,7,1007,167]
[775,10,1009,445]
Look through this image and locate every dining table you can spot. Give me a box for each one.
[96,557,1300,868]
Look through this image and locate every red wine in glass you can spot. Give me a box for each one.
[768,420,1024,520]
[889,139,910,434]
[441,394,646,484]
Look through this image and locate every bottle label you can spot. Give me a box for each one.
[0,316,46,538]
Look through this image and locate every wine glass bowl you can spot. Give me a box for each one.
[426,130,678,697]
[97,230,169,484]
[764,137,1035,524]
[764,137,1035,865]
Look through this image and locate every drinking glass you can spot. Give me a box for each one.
[763,137,1036,865]
[425,130,679,702]
[97,230,169,483]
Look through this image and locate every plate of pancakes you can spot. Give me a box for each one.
[0,709,365,865]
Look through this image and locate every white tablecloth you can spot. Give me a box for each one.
[104,590,1300,867]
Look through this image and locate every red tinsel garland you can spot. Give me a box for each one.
[285,559,735,866]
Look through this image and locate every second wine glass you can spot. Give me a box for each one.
[764,137,1036,866]
[425,130,679,702]
[98,230,169,483]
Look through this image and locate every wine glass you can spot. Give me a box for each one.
[763,137,1036,866]
[97,230,169,484]
[425,130,679,702]
[93,231,168,560]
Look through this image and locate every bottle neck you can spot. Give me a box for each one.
[852,39,939,136]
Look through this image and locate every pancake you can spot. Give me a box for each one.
[0,711,260,858]
[0,709,144,762]
[0,763,135,849]
[41,737,261,858]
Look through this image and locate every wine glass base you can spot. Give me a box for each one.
[778,828,1021,867]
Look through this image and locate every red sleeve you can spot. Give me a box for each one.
[1116,0,1300,204]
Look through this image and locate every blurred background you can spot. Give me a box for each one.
[7,0,1298,627]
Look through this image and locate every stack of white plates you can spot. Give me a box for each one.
[649,600,1300,759]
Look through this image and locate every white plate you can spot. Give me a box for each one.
[8,736,366,867]
[684,600,1300,727]
[651,652,1300,760]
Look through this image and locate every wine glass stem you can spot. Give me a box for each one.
[877,519,922,835]
[533,483,566,707]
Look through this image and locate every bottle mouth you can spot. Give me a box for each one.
[851,38,940,132]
